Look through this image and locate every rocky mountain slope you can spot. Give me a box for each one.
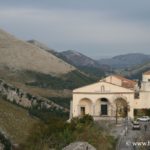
[0,79,67,111]
[27,40,56,54]
[28,41,107,79]
[98,53,150,69]
[0,29,75,75]
[27,40,150,75]
[0,29,96,100]
[59,50,110,78]
[60,50,100,68]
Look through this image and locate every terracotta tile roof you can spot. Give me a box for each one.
[114,75,136,89]
[143,71,150,75]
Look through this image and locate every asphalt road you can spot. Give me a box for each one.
[118,121,150,150]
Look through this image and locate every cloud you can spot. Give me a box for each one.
[0,6,150,58]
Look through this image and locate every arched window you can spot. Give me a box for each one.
[101,85,105,93]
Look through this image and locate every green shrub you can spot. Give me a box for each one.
[24,70,95,90]
[48,97,71,109]
[79,114,94,124]
[22,115,116,150]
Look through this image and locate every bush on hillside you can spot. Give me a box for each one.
[21,115,116,150]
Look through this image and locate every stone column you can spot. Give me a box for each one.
[92,104,95,116]
[128,107,134,119]
[77,105,80,116]
[69,100,73,119]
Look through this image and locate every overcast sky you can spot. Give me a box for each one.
[0,0,150,59]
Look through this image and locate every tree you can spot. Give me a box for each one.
[114,98,129,124]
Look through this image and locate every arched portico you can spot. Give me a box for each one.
[78,98,93,116]
[114,97,129,118]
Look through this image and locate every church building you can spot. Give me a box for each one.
[70,71,150,119]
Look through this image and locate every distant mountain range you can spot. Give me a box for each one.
[98,53,150,69]
[59,50,110,78]
[98,53,150,79]
[28,40,150,80]
[28,40,108,79]
[115,61,150,80]
[27,40,107,68]
[59,51,150,80]
[1,28,150,91]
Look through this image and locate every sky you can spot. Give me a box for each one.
[0,0,150,59]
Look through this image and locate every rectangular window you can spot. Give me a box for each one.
[134,92,140,99]
[80,107,85,116]
[101,104,108,115]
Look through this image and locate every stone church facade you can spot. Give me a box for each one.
[70,71,150,119]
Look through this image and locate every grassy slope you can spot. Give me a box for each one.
[48,97,71,109]
[0,67,96,91]
[0,97,38,144]
[0,67,97,110]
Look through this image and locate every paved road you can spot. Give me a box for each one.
[96,118,150,150]
[118,121,150,150]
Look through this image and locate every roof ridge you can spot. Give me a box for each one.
[143,71,150,75]
[113,75,135,82]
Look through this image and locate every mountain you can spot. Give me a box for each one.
[98,53,150,69]
[0,29,96,101]
[27,42,108,79]
[60,50,100,68]
[0,29,76,75]
[27,40,56,54]
[27,40,65,62]
[60,50,109,78]
[115,61,150,80]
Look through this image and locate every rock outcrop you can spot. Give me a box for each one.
[63,142,96,150]
[0,79,68,112]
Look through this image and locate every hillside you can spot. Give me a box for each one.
[115,61,150,80]
[98,53,150,69]
[28,40,108,77]
[0,29,75,75]
[60,50,100,68]
[27,40,55,53]
[0,96,38,144]
[0,29,96,100]
[27,40,66,62]
[28,41,107,78]
[28,40,106,79]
